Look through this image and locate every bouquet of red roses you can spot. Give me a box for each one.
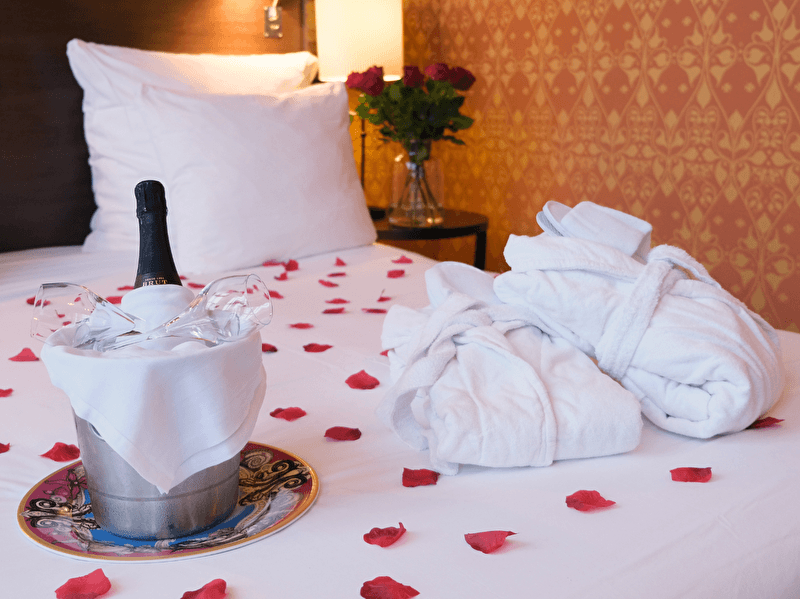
[346,63,475,164]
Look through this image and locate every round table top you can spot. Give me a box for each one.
[371,208,488,241]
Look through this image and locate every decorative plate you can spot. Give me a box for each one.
[17,442,318,561]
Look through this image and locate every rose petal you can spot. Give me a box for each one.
[566,490,615,511]
[41,442,81,462]
[283,259,299,272]
[9,348,38,362]
[346,370,380,389]
[749,416,784,429]
[261,343,278,353]
[402,468,439,487]
[268,289,284,299]
[327,272,347,277]
[670,467,712,483]
[380,349,389,356]
[360,576,419,599]
[117,285,135,291]
[377,295,392,302]
[335,257,347,266]
[319,279,339,287]
[392,255,413,264]
[106,296,123,304]
[364,522,406,547]
[187,282,206,289]
[55,568,111,599]
[180,579,227,599]
[326,298,350,304]
[274,272,289,281]
[26,296,36,305]
[180,275,188,280]
[325,426,362,441]
[0,388,13,397]
[270,407,307,421]
[464,530,517,554]
[262,259,283,267]
[387,269,405,278]
[0,443,9,454]
[323,307,346,314]
[362,308,387,314]
[290,323,314,329]
[304,343,333,353]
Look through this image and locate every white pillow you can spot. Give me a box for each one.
[135,81,376,274]
[66,39,319,252]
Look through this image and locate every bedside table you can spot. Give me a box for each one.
[370,207,488,270]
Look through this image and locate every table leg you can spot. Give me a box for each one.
[474,231,487,270]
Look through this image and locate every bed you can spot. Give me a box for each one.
[2,4,800,599]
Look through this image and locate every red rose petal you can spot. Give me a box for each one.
[749,416,784,429]
[380,349,389,356]
[187,282,206,289]
[670,467,712,482]
[274,272,289,281]
[360,576,419,599]
[323,307,346,314]
[180,275,188,280]
[55,568,111,599]
[0,388,13,397]
[262,259,283,267]
[0,443,9,454]
[261,343,278,353]
[106,296,123,305]
[377,295,392,302]
[387,269,405,278]
[402,468,439,487]
[41,442,81,462]
[9,348,38,362]
[180,579,227,599]
[26,296,36,305]
[268,289,284,299]
[283,259,299,272]
[290,323,314,329]
[364,522,406,547]
[392,255,413,264]
[346,370,380,389]
[325,426,362,441]
[270,407,307,421]
[362,308,387,314]
[464,530,517,554]
[117,285,135,291]
[304,343,333,353]
[335,257,347,266]
[566,490,616,511]
[326,298,350,304]
[319,279,339,287]
[327,272,347,277]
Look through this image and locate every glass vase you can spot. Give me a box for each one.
[389,143,444,228]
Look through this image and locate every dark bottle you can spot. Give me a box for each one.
[133,180,182,288]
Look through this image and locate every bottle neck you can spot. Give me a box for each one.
[134,212,182,288]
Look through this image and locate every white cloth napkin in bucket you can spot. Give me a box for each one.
[41,286,266,493]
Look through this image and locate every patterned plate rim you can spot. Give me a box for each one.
[16,442,319,562]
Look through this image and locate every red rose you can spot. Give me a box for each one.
[346,66,385,96]
[447,66,476,91]
[403,65,425,88]
[424,62,451,81]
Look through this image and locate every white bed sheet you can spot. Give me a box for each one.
[1,243,798,599]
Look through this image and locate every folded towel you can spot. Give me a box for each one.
[494,233,785,438]
[41,285,266,493]
[378,262,642,474]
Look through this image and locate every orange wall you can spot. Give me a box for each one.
[357,0,800,331]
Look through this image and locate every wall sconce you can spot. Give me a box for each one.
[264,0,282,38]
[315,0,403,187]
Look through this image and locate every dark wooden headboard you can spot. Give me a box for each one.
[0,0,311,253]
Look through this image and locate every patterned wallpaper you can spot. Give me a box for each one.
[356,0,800,331]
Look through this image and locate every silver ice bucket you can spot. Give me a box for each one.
[74,413,240,540]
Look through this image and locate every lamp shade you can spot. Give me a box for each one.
[315,0,403,82]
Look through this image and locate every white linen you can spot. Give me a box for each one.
[135,81,377,273]
[39,284,266,493]
[495,234,785,438]
[379,262,642,474]
[2,243,800,599]
[66,39,319,253]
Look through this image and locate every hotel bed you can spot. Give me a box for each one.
[3,4,800,598]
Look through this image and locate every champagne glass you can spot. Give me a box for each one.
[30,283,146,348]
[98,274,273,351]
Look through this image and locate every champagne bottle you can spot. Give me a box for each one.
[133,180,182,288]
